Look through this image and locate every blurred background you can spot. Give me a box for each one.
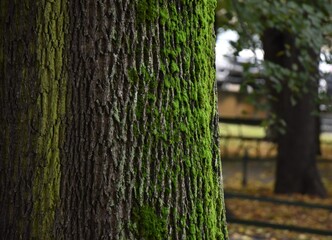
[215,1,332,239]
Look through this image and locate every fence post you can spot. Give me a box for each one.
[242,149,249,187]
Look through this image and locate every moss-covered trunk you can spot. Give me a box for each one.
[1,0,228,239]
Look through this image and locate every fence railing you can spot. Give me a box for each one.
[219,117,277,160]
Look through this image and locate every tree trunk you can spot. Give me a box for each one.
[0,0,67,238]
[262,29,327,197]
[1,1,228,239]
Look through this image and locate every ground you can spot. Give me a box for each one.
[224,166,332,239]
[220,123,332,240]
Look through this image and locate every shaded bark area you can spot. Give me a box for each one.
[0,0,67,239]
[0,1,38,238]
[262,29,326,197]
[55,0,227,239]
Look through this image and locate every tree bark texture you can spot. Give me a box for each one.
[262,29,327,198]
[0,0,67,238]
[0,1,228,239]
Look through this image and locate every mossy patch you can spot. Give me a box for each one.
[132,205,167,240]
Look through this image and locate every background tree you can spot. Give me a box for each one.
[262,27,326,197]
[216,0,332,197]
[0,0,228,239]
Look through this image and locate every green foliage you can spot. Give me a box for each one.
[216,0,332,133]
[217,0,332,79]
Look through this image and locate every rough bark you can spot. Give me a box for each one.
[1,0,228,239]
[262,29,327,197]
[0,0,67,238]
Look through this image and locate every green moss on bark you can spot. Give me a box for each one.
[130,0,227,239]
[31,0,68,238]
[132,205,167,240]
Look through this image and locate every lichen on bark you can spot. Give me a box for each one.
[0,0,68,239]
[32,0,68,238]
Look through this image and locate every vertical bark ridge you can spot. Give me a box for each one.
[0,0,68,239]
[32,0,68,238]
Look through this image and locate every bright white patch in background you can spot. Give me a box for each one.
[320,62,332,73]
[215,29,264,71]
[320,53,332,73]
[238,49,264,61]
[216,30,239,55]
[215,29,332,74]
[215,30,238,69]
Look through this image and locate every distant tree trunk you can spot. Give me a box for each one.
[262,29,327,197]
[0,1,228,239]
[316,113,322,156]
